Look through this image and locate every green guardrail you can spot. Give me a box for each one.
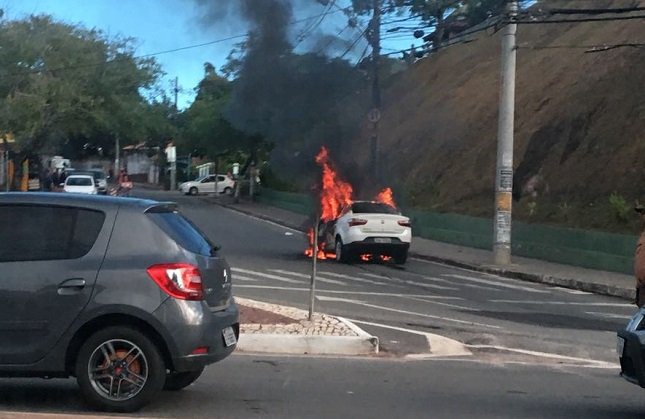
[257,188,638,274]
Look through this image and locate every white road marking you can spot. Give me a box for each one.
[359,272,458,291]
[321,271,391,286]
[443,274,550,294]
[585,311,631,320]
[234,284,464,299]
[316,295,500,329]
[269,269,348,286]
[553,287,592,295]
[232,275,258,282]
[466,344,617,368]
[402,295,481,312]
[490,299,633,308]
[231,268,301,284]
[346,318,472,357]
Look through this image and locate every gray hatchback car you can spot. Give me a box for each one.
[0,193,239,412]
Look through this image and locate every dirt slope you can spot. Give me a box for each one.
[352,5,645,232]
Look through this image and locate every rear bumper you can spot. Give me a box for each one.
[346,238,410,255]
[618,330,645,387]
[154,299,239,372]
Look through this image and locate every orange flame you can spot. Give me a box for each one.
[375,187,396,208]
[315,146,353,223]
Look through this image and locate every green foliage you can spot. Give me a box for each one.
[178,68,261,161]
[0,14,165,157]
[609,192,631,223]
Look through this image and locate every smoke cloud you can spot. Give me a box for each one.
[191,0,370,189]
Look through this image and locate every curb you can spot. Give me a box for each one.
[237,333,379,356]
[208,199,635,302]
[408,252,634,301]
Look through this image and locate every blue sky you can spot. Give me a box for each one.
[3,0,423,108]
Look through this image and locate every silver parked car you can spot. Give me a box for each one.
[0,193,239,412]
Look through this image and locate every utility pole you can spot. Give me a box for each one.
[115,134,120,177]
[369,0,382,182]
[493,0,518,266]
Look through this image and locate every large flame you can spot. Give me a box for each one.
[375,187,396,208]
[315,146,353,223]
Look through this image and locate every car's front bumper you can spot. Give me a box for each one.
[154,299,239,372]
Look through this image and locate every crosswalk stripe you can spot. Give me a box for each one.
[359,272,457,291]
[232,275,259,282]
[268,269,348,286]
[318,271,390,286]
[442,274,550,294]
[231,268,301,284]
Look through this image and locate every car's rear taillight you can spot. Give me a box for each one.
[147,263,204,301]
[398,220,411,227]
[349,218,368,227]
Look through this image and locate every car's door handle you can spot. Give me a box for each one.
[58,278,86,295]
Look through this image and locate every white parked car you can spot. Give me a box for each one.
[63,175,98,195]
[180,174,235,196]
[320,201,411,264]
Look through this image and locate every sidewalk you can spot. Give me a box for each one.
[207,195,635,301]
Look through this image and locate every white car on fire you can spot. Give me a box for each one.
[320,201,411,264]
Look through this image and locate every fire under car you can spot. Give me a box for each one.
[318,201,412,264]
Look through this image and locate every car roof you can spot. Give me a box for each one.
[66,174,93,178]
[0,192,177,214]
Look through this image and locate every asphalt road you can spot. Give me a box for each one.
[144,190,635,365]
[2,355,644,419]
[3,189,642,418]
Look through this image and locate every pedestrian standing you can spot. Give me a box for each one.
[635,205,645,307]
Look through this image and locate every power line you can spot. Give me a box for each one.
[339,26,368,59]
[516,14,645,23]
[518,42,645,53]
[3,8,353,79]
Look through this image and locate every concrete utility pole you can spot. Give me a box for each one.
[115,135,120,176]
[369,0,382,181]
[493,0,518,266]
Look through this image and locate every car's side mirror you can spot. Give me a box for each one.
[59,183,65,187]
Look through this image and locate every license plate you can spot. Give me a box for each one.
[374,238,391,244]
[617,336,625,356]
[222,327,237,347]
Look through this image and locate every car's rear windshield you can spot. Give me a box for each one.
[351,202,399,214]
[67,177,93,186]
[148,211,216,256]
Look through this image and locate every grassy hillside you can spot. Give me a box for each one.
[351,4,645,233]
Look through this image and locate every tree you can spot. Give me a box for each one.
[0,14,163,158]
[180,67,254,161]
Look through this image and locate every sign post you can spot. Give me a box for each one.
[308,216,319,321]
[165,144,177,191]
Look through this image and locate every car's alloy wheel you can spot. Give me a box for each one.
[76,326,165,412]
[189,187,198,196]
[223,187,233,195]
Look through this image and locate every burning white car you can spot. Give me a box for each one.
[318,201,411,264]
